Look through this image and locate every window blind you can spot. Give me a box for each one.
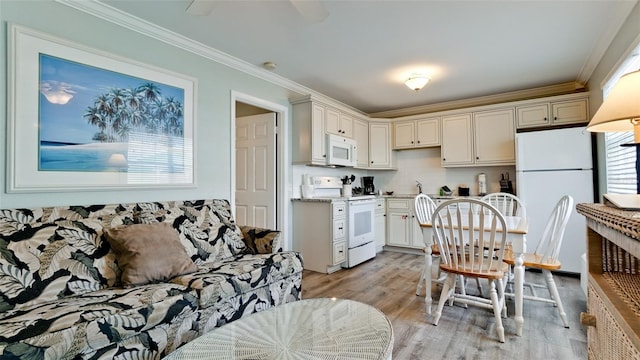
[605,132,636,194]
[603,42,640,194]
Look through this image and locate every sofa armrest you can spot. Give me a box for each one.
[239,226,282,254]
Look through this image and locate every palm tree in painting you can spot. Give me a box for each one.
[83,82,183,143]
[138,82,161,103]
[165,97,184,136]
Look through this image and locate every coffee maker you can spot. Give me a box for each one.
[362,176,375,195]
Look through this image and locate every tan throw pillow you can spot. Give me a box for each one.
[105,223,198,286]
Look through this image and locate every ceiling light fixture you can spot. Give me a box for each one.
[405,74,430,91]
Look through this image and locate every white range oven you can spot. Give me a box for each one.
[309,176,377,268]
[344,196,376,268]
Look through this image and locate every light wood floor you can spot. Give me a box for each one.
[301,251,587,360]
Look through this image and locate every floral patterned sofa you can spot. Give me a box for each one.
[0,199,303,359]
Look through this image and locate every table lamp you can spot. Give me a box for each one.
[587,69,640,208]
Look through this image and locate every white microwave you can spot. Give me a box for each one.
[326,134,357,167]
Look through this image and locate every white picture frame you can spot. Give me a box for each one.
[7,23,197,193]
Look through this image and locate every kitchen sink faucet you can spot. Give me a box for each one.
[416,181,423,194]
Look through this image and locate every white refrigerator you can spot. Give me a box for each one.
[515,126,595,274]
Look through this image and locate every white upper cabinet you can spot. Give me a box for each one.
[416,118,440,147]
[353,118,369,168]
[292,92,586,169]
[551,99,588,125]
[393,117,440,149]
[441,109,515,167]
[393,121,415,148]
[292,98,359,165]
[325,107,353,138]
[369,122,392,169]
[516,103,550,128]
[516,95,588,129]
[441,114,474,166]
[292,101,327,165]
[474,108,515,165]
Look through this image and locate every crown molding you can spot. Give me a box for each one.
[52,0,611,121]
[369,82,585,119]
[576,0,638,85]
[56,0,370,115]
[54,0,359,109]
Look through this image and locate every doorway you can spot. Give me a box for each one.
[231,92,287,241]
[235,112,276,228]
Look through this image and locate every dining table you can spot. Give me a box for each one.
[419,214,529,336]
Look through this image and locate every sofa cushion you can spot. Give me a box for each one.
[170,251,304,309]
[0,206,129,312]
[0,283,198,349]
[105,223,198,286]
[239,226,282,254]
[134,200,247,263]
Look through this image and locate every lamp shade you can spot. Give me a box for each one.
[587,69,640,133]
[405,75,430,91]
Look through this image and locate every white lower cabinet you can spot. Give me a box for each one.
[385,198,422,249]
[292,200,346,274]
[374,198,386,252]
[332,241,346,264]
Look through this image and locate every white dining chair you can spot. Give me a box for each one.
[431,198,510,342]
[414,194,440,297]
[415,194,483,314]
[481,192,526,217]
[503,195,573,328]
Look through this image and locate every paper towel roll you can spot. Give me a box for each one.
[301,185,314,199]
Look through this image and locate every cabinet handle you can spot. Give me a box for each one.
[411,141,414,144]
[417,140,420,144]
[554,116,558,121]
[323,154,327,158]
[338,227,343,230]
[476,156,479,160]
[443,158,446,161]
[544,117,548,121]
[371,161,374,164]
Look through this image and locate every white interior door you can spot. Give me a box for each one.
[235,113,276,228]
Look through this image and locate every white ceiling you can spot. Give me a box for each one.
[100,0,637,115]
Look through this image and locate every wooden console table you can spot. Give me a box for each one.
[576,203,640,360]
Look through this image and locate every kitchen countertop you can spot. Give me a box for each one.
[291,196,384,202]
[291,197,344,203]
[382,193,481,199]
[292,194,481,202]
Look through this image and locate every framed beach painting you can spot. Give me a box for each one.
[7,24,197,192]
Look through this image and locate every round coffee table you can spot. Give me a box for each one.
[165,298,394,359]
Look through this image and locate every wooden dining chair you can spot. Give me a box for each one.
[431,198,510,343]
[503,195,573,328]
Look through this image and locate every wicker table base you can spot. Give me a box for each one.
[164,298,394,360]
